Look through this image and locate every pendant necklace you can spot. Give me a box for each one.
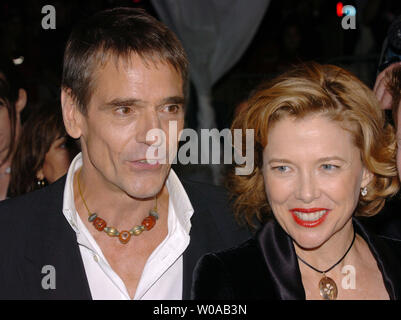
[296,229,356,300]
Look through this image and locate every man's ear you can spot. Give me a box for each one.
[61,88,83,139]
[15,88,27,113]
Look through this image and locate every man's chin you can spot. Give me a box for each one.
[116,164,170,197]
[124,177,168,199]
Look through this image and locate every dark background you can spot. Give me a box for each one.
[1,0,400,129]
[3,0,401,227]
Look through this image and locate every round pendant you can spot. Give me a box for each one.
[319,276,338,300]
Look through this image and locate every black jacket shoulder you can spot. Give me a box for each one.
[181,177,250,244]
[191,238,273,300]
[0,176,67,250]
[0,175,65,215]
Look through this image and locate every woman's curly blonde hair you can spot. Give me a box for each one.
[227,62,400,229]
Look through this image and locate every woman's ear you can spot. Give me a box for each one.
[361,167,374,189]
[61,88,83,139]
[36,168,45,181]
[15,88,27,113]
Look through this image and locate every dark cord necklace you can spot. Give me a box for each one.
[296,229,356,300]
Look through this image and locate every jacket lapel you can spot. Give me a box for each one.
[181,185,222,300]
[20,177,92,299]
[353,218,401,300]
[256,219,306,299]
[257,217,401,300]
[180,178,250,299]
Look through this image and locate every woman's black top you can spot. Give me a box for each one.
[191,218,401,300]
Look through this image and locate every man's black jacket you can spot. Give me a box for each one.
[0,175,250,299]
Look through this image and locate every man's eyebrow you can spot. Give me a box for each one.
[103,98,143,108]
[159,96,185,105]
[102,96,185,109]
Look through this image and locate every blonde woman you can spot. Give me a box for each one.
[192,63,401,300]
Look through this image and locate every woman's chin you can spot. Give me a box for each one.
[288,226,330,251]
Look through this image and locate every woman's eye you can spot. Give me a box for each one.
[273,165,290,173]
[322,164,338,171]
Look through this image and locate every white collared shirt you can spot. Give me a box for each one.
[62,153,194,300]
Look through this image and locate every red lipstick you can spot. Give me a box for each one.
[290,208,330,228]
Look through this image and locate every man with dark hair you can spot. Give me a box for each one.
[0,7,249,299]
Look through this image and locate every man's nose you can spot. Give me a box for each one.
[136,109,162,146]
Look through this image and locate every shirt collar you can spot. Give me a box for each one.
[165,169,194,233]
[62,152,194,234]
[62,152,83,233]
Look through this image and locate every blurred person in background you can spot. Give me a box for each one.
[8,102,79,197]
[367,64,401,239]
[369,15,401,238]
[374,14,401,109]
[0,56,27,200]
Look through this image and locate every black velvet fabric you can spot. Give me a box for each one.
[363,195,401,240]
[191,218,401,300]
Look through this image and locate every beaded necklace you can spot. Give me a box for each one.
[77,169,159,244]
